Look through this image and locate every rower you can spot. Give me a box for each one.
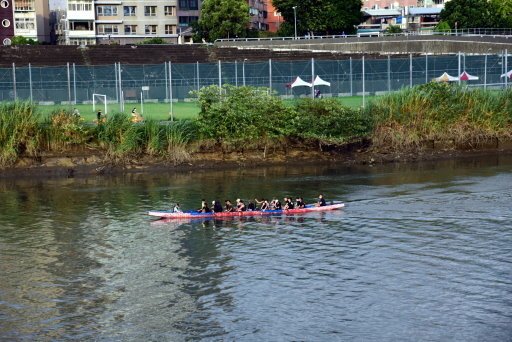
[272,197,282,210]
[295,197,305,209]
[236,198,246,212]
[317,194,326,207]
[198,199,210,213]
[283,197,294,210]
[173,203,183,213]
[255,198,269,211]
[247,200,255,211]
[225,200,235,212]
[212,200,223,213]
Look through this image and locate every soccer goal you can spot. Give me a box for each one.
[92,94,108,114]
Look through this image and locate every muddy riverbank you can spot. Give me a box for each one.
[2,139,512,179]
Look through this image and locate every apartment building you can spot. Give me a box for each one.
[266,0,281,33]
[248,0,267,31]
[0,0,15,45]
[64,0,178,45]
[62,0,269,46]
[0,0,50,45]
[362,0,450,9]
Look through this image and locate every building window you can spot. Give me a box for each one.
[97,24,119,34]
[68,2,92,12]
[165,24,176,34]
[124,6,136,16]
[2,19,11,28]
[164,6,176,16]
[179,0,198,10]
[15,18,35,30]
[0,0,9,9]
[14,0,34,11]
[145,6,157,16]
[145,25,157,34]
[124,25,137,34]
[179,16,198,26]
[97,5,118,16]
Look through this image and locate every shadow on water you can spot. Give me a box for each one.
[0,155,511,340]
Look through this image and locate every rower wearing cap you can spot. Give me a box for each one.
[316,194,326,207]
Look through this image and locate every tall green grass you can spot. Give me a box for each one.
[0,102,40,167]
[365,83,512,149]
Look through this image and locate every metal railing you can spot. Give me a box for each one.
[215,28,512,43]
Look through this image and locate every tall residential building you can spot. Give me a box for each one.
[266,0,281,33]
[176,0,200,40]
[248,0,267,31]
[0,0,50,45]
[0,0,15,45]
[64,0,179,45]
[362,0,450,9]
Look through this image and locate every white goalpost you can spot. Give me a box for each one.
[92,94,108,114]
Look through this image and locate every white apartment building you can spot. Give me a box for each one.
[66,0,95,45]
[13,0,50,42]
[64,0,179,45]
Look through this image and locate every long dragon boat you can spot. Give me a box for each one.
[148,202,345,219]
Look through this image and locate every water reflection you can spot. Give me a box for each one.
[1,155,512,340]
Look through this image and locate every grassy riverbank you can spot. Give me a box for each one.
[1,83,511,170]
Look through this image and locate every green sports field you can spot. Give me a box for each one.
[34,96,369,122]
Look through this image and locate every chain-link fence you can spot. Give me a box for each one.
[0,53,510,104]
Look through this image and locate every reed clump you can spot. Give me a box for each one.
[365,83,512,150]
[0,101,40,167]
[41,109,93,151]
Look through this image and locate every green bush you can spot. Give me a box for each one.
[290,98,373,143]
[194,85,294,146]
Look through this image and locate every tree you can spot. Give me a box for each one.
[196,0,250,42]
[435,21,451,33]
[491,0,512,27]
[272,0,363,36]
[440,0,506,29]
[11,36,37,46]
[384,25,403,34]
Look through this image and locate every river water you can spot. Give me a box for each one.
[0,156,511,341]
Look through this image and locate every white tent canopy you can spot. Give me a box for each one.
[313,75,331,87]
[434,72,459,82]
[291,76,312,88]
[459,71,479,81]
[500,70,512,79]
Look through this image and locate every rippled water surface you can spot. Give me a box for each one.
[1,156,511,341]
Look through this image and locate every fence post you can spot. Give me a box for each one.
[425,54,428,84]
[164,62,168,105]
[29,63,33,102]
[218,60,222,93]
[269,58,272,92]
[349,57,353,96]
[362,56,365,108]
[169,61,173,120]
[115,63,119,106]
[118,62,123,112]
[484,53,487,89]
[235,60,238,87]
[505,49,508,88]
[409,53,413,88]
[73,63,77,104]
[387,55,391,92]
[12,63,16,100]
[196,61,200,92]
[67,62,72,105]
[311,57,315,98]
[458,52,461,85]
